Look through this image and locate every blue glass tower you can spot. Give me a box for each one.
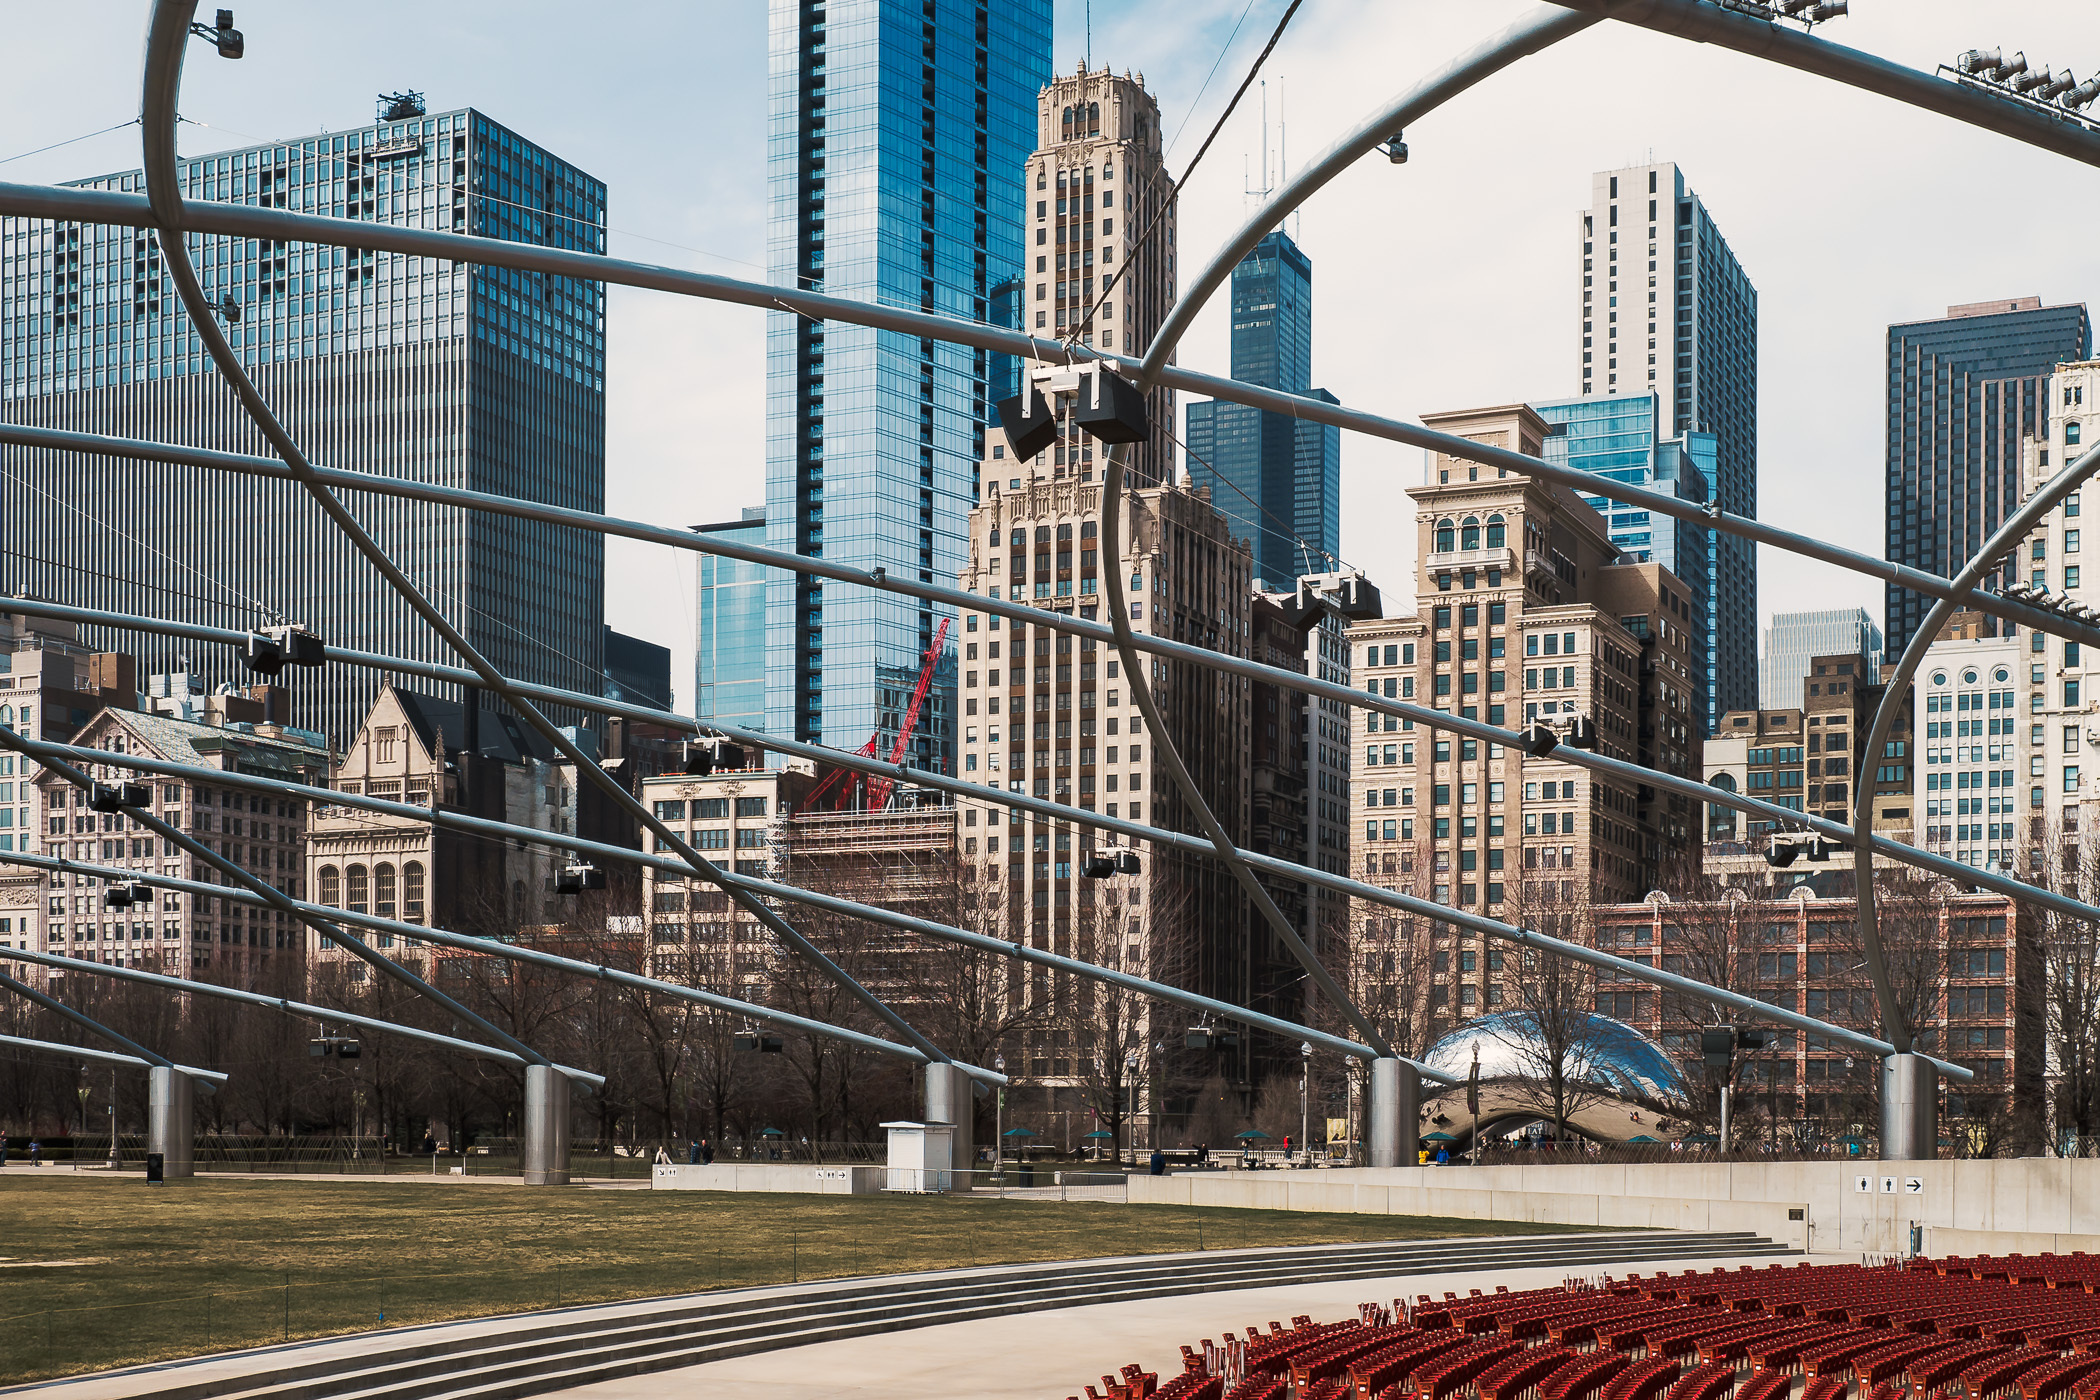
[1183,229,1340,591]
[695,509,770,734]
[764,0,1052,771]
[1885,297,2091,654]
[0,106,606,746]
[1576,162,1756,735]
[1534,392,1716,728]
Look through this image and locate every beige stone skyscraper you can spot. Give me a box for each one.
[1022,61,1176,486]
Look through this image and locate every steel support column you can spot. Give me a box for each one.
[147,1065,194,1180]
[1881,1054,1937,1162]
[923,1060,973,1191]
[521,1064,572,1187]
[1367,1058,1418,1169]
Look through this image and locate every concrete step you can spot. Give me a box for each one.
[27,1231,1791,1400]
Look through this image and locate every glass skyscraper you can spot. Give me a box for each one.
[695,509,769,734]
[1183,228,1340,592]
[0,106,607,745]
[1576,162,1756,733]
[1534,391,1717,730]
[1884,297,2092,654]
[764,0,1052,770]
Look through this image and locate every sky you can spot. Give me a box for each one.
[5,2,2097,714]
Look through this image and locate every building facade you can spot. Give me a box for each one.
[29,708,327,985]
[1705,650,1912,850]
[953,466,1255,1111]
[1347,403,1701,958]
[1575,162,1758,724]
[305,685,625,971]
[604,627,672,712]
[1534,391,1717,732]
[1184,228,1341,591]
[1595,892,2041,1142]
[763,0,1052,761]
[0,108,609,747]
[2022,359,2100,874]
[1916,624,2027,874]
[694,509,769,734]
[1885,297,2092,654]
[1761,608,1883,712]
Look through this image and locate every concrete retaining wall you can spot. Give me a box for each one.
[650,1163,882,1195]
[1132,1159,2100,1255]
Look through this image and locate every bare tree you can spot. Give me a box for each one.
[1495,890,1607,1145]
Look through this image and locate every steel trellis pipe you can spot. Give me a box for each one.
[0,1032,228,1085]
[1,736,1392,1072]
[0,855,977,1083]
[0,968,221,1091]
[17,588,2099,1036]
[3,202,2085,659]
[0,903,604,1086]
[1853,443,2100,1052]
[3,718,1971,1077]
[0,725,557,1075]
[21,583,2100,966]
[134,2,952,1076]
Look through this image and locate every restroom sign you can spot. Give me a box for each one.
[1881,1177,1897,1194]
[1854,1175,1871,1193]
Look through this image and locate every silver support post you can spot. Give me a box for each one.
[1367,1058,1417,1168]
[923,1060,972,1191]
[520,1065,572,1187]
[148,1065,193,1180]
[1882,1053,1937,1162]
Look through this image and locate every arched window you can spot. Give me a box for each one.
[404,862,426,924]
[346,864,368,915]
[1434,518,1455,553]
[1707,774,1738,836]
[1460,516,1481,551]
[1010,529,1026,548]
[2070,420,2083,445]
[374,863,397,921]
[1087,101,1100,133]
[1485,513,1506,548]
[318,866,340,907]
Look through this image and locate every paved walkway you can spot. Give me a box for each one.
[546,1252,1832,1400]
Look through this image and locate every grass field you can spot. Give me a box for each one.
[0,1173,1587,1383]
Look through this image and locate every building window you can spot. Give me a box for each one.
[404,861,425,924]
[346,864,369,916]
[375,863,397,921]
[319,865,340,907]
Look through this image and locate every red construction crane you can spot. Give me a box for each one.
[795,617,949,814]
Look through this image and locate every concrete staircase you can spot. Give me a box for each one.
[17,1231,1793,1400]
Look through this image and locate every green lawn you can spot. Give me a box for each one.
[0,1174,1588,1382]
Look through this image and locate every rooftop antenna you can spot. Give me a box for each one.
[1085,0,1091,70]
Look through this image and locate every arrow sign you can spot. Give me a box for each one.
[1905,1177,1924,1194]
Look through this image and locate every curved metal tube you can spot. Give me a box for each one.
[1559,0,2100,169]
[1852,443,2100,1051]
[0,1032,228,1086]
[134,1,948,1072]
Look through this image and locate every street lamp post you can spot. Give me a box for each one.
[75,1078,89,1173]
[1299,1041,1312,1165]
[1124,1050,1139,1166]
[993,1054,1006,1187]
[107,1067,119,1169]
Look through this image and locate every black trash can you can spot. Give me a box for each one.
[146,1152,164,1184]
